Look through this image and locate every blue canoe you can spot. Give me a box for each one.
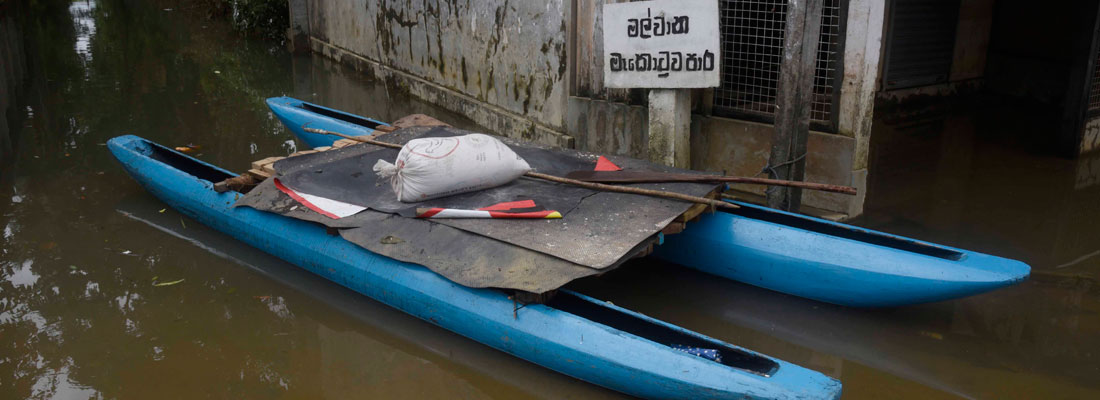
[107,134,841,399]
[266,96,391,148]
[266,97,1031,308]
[652,204,1031,307]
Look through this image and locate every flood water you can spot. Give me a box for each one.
[2,1,1098,399]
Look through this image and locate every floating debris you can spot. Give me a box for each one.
[380,235,405,244]
[153,278,185,287]
[174,144,202,154]
[919,331,944,340]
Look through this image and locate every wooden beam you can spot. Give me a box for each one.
[250,157,282,172]
[767,0,823,212]
[246,168,272,180]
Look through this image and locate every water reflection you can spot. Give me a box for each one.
[569,102,1100,399]
[70,0,96,63]
[0,1,611,398]
[113,195,620,399]
[2,0,1099,398]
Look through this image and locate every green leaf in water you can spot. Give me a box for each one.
[154,279,185,287]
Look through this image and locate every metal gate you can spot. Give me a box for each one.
[711,0,846,131]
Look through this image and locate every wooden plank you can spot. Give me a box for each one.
[675,203,710,223]
[250,156,283,172]
[247,168,272,180]
[332,138,358,148]
[676,189,719,223]
[247,141,347,180]
[288,149,318,157]
[660,221,686,235]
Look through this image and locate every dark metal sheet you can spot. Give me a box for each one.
[237,126,718,277]
[234,178,626,293]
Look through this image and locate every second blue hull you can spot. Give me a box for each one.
[653,202,1030,307]
[265,96,1031,307]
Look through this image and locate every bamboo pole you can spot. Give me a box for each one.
[303,127,738,210]
[564,171,857,195]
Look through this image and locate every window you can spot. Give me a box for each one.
[712,0,845,130]
[882,0,959,90]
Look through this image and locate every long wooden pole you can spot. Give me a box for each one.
[563,171,857,195]
[303,127,738,210]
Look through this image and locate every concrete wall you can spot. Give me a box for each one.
[304,0,571,147]
[691,117,863,215]
[566,96,648,158]
[838,0,886,216]
[300,0,886,217]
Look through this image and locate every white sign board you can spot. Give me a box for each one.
[602,0,720,88]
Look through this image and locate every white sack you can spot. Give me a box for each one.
[373,134,531,202]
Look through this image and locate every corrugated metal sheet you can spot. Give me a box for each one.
[883,0,960,89]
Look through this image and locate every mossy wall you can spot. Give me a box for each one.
[306,0,569,131]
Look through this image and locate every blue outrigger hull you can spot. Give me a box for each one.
[652,203,1031,307]
[265,96,1031,308]
[265,96,390,149]
[107,135,841,399]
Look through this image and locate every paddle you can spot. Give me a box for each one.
[302,127,739,210]
[564,171,858,195]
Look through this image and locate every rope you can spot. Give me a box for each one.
[757,152,807,179]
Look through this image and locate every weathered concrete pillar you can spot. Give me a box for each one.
[286,0,310,54]
[646,89,691,169]
[837,0,886,218]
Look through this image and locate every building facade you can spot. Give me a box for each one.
[288,0,1100,218]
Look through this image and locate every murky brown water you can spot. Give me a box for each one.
[2,1,1099,399]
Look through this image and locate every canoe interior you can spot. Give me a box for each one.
[145,143,235,183]
[137,136,781,375]
[725,204,965,261]
[299,102,383,129]
[548,290,780,376]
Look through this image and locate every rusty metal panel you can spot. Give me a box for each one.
[883,0,960,89]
